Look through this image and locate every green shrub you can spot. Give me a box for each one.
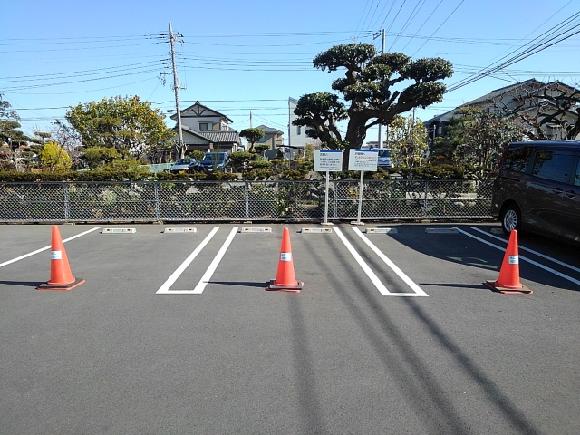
[244,168,273,180]
[187,149,205,161]
[249,160,271,170]
[40,141,73,171]
[229,151,256,171]
[82,147,121,168]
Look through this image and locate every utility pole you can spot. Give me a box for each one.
[250,110,253,128]
[169,22,184,159]
[287,98,292,159]
[374,29,385,149]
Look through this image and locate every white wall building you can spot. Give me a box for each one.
[287,97,321,158]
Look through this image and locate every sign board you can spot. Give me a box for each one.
[348,149,378,171]
[314,150,344,172]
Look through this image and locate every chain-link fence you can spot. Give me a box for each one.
[0,179,493,223]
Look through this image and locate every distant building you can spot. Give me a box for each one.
[425,79,580,142]
[170,102,240,153]
[287,97,321,158]
[254,124,284,149]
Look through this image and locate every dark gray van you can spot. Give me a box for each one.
[491,140,580,244]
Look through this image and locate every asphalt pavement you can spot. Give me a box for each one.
[0,223,578,434]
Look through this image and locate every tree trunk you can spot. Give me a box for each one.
[343,116,367,171]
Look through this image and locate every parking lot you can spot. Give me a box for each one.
[0,223,578,434]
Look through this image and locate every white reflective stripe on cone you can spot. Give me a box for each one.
[280,252,292,261]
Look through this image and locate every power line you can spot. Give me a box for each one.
[355,0,375,37]
[412,0,465,56]
[389,0,428,51]
[2,67,166,91]
[447,9,580,92]
[0,61,167,83]
[181,37,368,48]
[379,0,400,30]
[4,77,159,96]
[385,0,409,37]
[2,33,163,42]
[359,0,381,38]
[399,0,444,52]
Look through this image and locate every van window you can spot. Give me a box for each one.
[502,147,530,172]
[531,150,575,184]
[575,159,580,187]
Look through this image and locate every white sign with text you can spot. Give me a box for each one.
[314,150,344,172]
[348,149,378,171]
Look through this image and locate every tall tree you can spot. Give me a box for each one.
[387,114,428,168]
[293,43,452,166]
[0,95,27,146]
[66,96,173,157]
[434,108,522,176]
[239,128,265,152]
[495,82,580,140]
[40,141,73,171]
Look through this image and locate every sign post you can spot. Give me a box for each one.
[314,150,343,225]
[348,149,379,226]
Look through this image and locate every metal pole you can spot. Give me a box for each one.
[287,98,292,159]
[169,23,184,159]
[323,170,330,225]
[355,171,365,225]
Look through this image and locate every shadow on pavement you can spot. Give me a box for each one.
[306,234,541,434]
[286,296,326,434]
[304,236,470,434]
[0,280,43,287]
[207,281,266,288]
[390,226,579,292]
[403,297,541,435]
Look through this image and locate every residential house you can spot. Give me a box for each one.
[254,124,284,149]
[286,97,321,158]
[170,102,240,153]
[425,79,580,142]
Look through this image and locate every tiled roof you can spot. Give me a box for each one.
[181,126,239,143]
[255,124,284,135]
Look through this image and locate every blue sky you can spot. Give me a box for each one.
[2,0,579,141]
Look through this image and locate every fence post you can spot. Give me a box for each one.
[423,181,429,218]
[333,180,338,219]
[63,182,70,221]
[244,181,250,219]
[154,182,161,220]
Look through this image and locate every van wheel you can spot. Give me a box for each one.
[500,203,521,235]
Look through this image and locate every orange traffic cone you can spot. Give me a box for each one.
[37,226,85,291]
[267,226,303,292]
[485,230,532,295]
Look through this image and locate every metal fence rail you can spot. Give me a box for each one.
[0,180,493,223]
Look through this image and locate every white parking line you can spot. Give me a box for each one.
[156,227,219,294]
[333,227,391,296]
[454,227,580,286]
[0,226,100,268]
[469,227,580,274]
[192,227,238,294]
[352,227,428,296]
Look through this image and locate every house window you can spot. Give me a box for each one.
[296,126,302,135]
[199,122,210,131]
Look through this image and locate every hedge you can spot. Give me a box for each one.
[0,163,484,183]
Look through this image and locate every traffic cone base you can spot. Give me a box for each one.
[486,229,533,295]
[37,278,85,292]
[485,280,532,295]
[266,279,303,292]
[267,226,303,293]
[37,225,85,291]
